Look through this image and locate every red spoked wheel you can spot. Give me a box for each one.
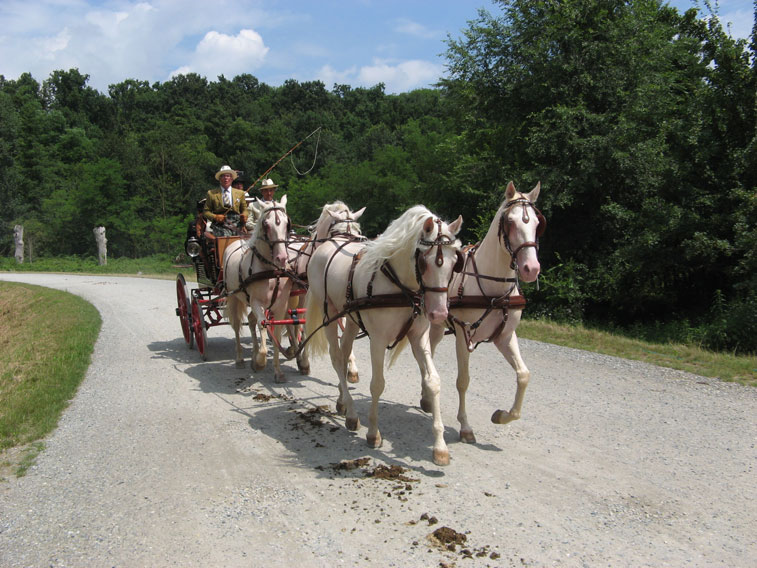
[176,273,194,349]
[191,296,208,361]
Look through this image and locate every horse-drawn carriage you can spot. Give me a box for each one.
[175,203,307,362]
[174,182,546,466]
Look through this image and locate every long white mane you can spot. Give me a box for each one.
[360,205,433,274]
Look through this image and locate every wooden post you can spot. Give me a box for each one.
[93,226,107,266]
[13,225,23,264]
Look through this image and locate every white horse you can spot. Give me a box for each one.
[428,181,544,443]
[284,201,367,381]
[222,196,298,382]
[306,206,463,466]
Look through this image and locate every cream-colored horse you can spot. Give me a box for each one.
[222,196,296,382]
[283,201,367,380]
[428,181,544,442]
[306,205,463,466]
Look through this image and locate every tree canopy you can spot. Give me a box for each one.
[1,0,755,352]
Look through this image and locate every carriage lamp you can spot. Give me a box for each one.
[185,236,201,258]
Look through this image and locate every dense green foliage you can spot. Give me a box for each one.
[1,0,755,353]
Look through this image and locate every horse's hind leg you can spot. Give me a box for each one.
[491,329,529,424]
[343,318,359,383]
[226,295,246,368]
[248,307,266,371]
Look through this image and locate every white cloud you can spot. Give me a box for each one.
[169,28,269,81]
[394,18,438,39]
[357,59,443,93]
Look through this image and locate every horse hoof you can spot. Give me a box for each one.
[346,417,360,431]
[347,371,359,384]
[275,374,287,384]
[491,410,518,424]
[235,360,245,369]
[419,398,432,413]
[253,361,266,372]
[298,365,310,375]
[460,430,476,444]
[433,449,450,466]
[366,433,382,448]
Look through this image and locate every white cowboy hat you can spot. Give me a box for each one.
[215,165,238,180]
[260,178,279,190]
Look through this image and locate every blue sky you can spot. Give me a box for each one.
[0,0,753,95]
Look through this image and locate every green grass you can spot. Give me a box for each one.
[519,318,756,387]
[0,254,179,275]
[0,282,101,476]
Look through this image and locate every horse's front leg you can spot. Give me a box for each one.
[409,328,449,466]
[366,339,386,449]
[454,330,475,443]
[329,320,360,430]
[491,326,530,425]
[249,304,267,371]
[421,323,446,412]
[271,321,286,383]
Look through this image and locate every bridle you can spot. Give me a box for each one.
[414,217,464,293]
[498,198,546,270]
[259,205,291,246]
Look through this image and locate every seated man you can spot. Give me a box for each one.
[203,165,249,236]
[245,178,279,229]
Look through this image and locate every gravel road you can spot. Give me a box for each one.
[0,273,755,567]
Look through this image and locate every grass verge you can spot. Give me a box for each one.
[519,318,756,387]
[0,282,101,477]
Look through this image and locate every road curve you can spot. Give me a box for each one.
[0,273,755,567]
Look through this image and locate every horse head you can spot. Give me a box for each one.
[249,195,290,268]
[499,181,544,282]
[312,201,366,243]
[416,214,464,324]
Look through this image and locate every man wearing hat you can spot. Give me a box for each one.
[245,178,279,228]
[203,165,249,236]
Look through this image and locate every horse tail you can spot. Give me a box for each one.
[304,290,328,357]
[387,336,409,367]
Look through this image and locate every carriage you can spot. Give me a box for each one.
[174,206,307,361]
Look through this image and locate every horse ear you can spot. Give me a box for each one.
[527,181,541,203]
[505,181,517,200]
[448,215,463,235]
[279,194,287,208]
[249,201,262,219]
[352,207,366,220]
[423,216,435,233]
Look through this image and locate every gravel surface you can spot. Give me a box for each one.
[0,273,755,567]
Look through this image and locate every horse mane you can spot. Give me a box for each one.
[360,205,433,274]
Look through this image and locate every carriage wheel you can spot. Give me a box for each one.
[176,274,194,349]
[191,296,208,361]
